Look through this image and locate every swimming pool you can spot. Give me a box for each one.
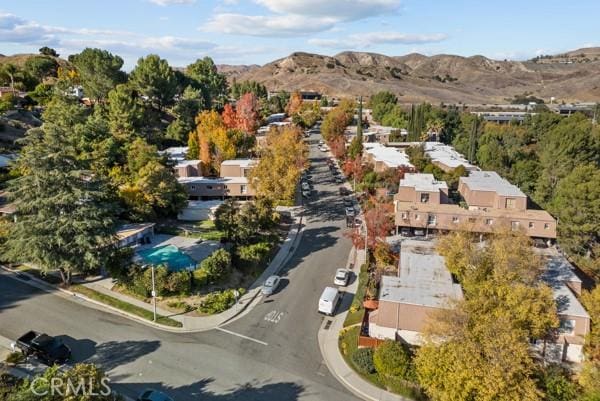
[137,245,196,271]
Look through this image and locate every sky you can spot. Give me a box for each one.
[1,0,599,70]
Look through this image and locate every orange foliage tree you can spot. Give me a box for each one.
[286,91,303,116]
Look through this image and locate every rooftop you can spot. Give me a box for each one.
[400,173,448,192]
[379,240,463,308]
[541,253,588,318]
[460,171,526,197]
[116,223,155,241]
[175,160,201,168]
[178,176,249,185]
[159,146,188,161]
[423,142,476,170]
[364,143,413,169]
[221,159,257,168]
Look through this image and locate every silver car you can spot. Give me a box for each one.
[334,269,350,286]
[261,275,281,296]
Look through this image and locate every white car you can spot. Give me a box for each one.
[334,269,350,286]
[301,181,310,191]
[261,275,281,296]
[345,207,355,217]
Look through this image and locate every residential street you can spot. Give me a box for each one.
[0,133,361,401]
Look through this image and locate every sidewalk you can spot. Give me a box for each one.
[2,207,305,333]
[318,247,409,401]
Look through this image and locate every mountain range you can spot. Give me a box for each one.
[218,48,600,104]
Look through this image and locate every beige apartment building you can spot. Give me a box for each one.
[394,171,557,239]
[178,159,257,200]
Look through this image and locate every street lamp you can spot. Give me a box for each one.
[143,264,157,322]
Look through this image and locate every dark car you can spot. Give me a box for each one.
[16,331,71,365]
[137,389,174,401]
[339,187,349,196]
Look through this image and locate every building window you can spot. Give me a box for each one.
[415,214,420,221]
[485,218,493,225]
[559,319,575,335]
[401,212,408,220]
[420,193,430,203]
[511,221,520,231]
[528,222,534,229]
[242,169,250,177]
[544,223,550,230]
[468,217,476,223]
[452,217,459,223]
[206,185,213,190]
[190,185,196,190]
[505,198,516,209]
[241,184,247,194]
[427,215,437,225]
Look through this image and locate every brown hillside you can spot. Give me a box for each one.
[228,48,600,103]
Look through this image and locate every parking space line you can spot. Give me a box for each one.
[215,327,268,346]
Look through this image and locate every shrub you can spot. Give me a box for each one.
[351,347,375,374]
[198,288,245,314]
[373,340,413,380]
[200,249,231,282]
[165,271,191,295]
[106,247,134,282]
[236,242,271,270]
[127,264,169,297]
[5,351,25,365]
[193,267,210,287]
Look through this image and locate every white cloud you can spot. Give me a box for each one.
[255,0,400,21]
[308,31,448,49]
[203,0,402,36]
[203,13,337,37]
[147,0,195,5]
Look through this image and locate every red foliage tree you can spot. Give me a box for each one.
[236,92,259,134]
[330,136,346,159]
[222,103,238,129]
[344,197,395,250]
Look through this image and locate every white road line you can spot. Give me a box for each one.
[216,327,268,346]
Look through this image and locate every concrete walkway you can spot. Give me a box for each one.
[318,247,409,401]
[2,207,305,333]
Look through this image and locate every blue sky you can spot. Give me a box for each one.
[1,0,599,69]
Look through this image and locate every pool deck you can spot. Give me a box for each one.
[135,234,221,264]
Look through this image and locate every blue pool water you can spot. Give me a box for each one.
[137,245,196,271]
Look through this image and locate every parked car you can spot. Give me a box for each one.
[137,389,174,401]
[345,207,355,217]
[301,181,310,191]
[533,238,549,248]
[16,331,71,365]
[334,269,350,286]
[339,187,349,196]
[334,176,343,184]
[343,198,353,207]
[318,140,324,145]
[302,190,311,198]
[400,227,412,237]
[261,275,282,296]
[413,229,425,236]
[318,287,341,316]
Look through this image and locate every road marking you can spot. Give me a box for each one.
[216,327,268,346]
[264,310,284,324]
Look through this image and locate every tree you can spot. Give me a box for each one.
[0,63,21,94]
[214,199,239,242]
[3,97,117,285]
[236,92,260,134]
[187,131,199,159]
[373,340,413,380]
[249,126,306,202]
[186,57,228,109]
[230,80,267,99]
[39,46,59,57]
[347,136,363,159]
[129,54,177,111]
[199,249,231,282]
[24,56,58,82]
[107,84,142,142]
[28,83,53,105]
[190,110,234,174]
[551,164,600,277]
[286,91,303,116]
[222,103,238,129]
[70,48,125,101]
[369,91,398,123]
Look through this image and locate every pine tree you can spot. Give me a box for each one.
[3,98,118,285]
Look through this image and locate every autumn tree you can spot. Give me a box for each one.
[222,103,238,129]
[236,92,260,134]
[190,110,236,174]
[286,91,303,116]
[249,126,306,202]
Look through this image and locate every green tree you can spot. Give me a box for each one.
[0,63,21,94]
[199,249,231,281]
[186,57,228,109]
[214,199,239,242]
[107,84,142,142]
[28,83,53,105]
[373,340,413,380]
[129,54,177,112]
[24,56,58,82]
[3,98,117,284]
[70,48,126,101]
[39,46,59,57]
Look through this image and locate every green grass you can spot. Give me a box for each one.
[195,220,225,241]
[71,285,183,328]
[343,263,368,327]
[15,265,63,285]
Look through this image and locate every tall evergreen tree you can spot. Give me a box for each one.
[3,97,118,284]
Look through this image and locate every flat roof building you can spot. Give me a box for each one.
[363,143,414,172]
[423,142,478,172]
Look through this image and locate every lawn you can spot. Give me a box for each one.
[343,263,368,327]
[72,285,182,327]
[157,220,225,241]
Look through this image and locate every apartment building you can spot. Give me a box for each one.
[174,160,203,178]
[178,159,257,200]
[423,142,478,172]
[368,240,463,345]
[394,171,557,239]
[363,143,414,173]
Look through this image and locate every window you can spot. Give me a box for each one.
[427,215,437,225]
[468,217,476,223]
[401,212,408,220]
[505,198,516,209]
[420,193,430,203]
[485,218,493,225]
[206,185,213,190]
[452,217,459,223]
[511,221,520,231]
[242,168,250,177]
[559,319,575,335]
[528,222,534,229]
[190,185,196,190]
[415,214,421,221]
[544,223,550,230]
[241,184,247,194]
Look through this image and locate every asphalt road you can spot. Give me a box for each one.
[0,132,361,401]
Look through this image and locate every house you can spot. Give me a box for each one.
[178,159,257,201]
[174,160,202,178]
[116,223,155,248]
[363,143,414,173]
[394,172,557,239]
[368,240,463,345]
[177,200,223,221]
[471,111,533,124]
[536,252,590,363]
[159,146,188,162]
